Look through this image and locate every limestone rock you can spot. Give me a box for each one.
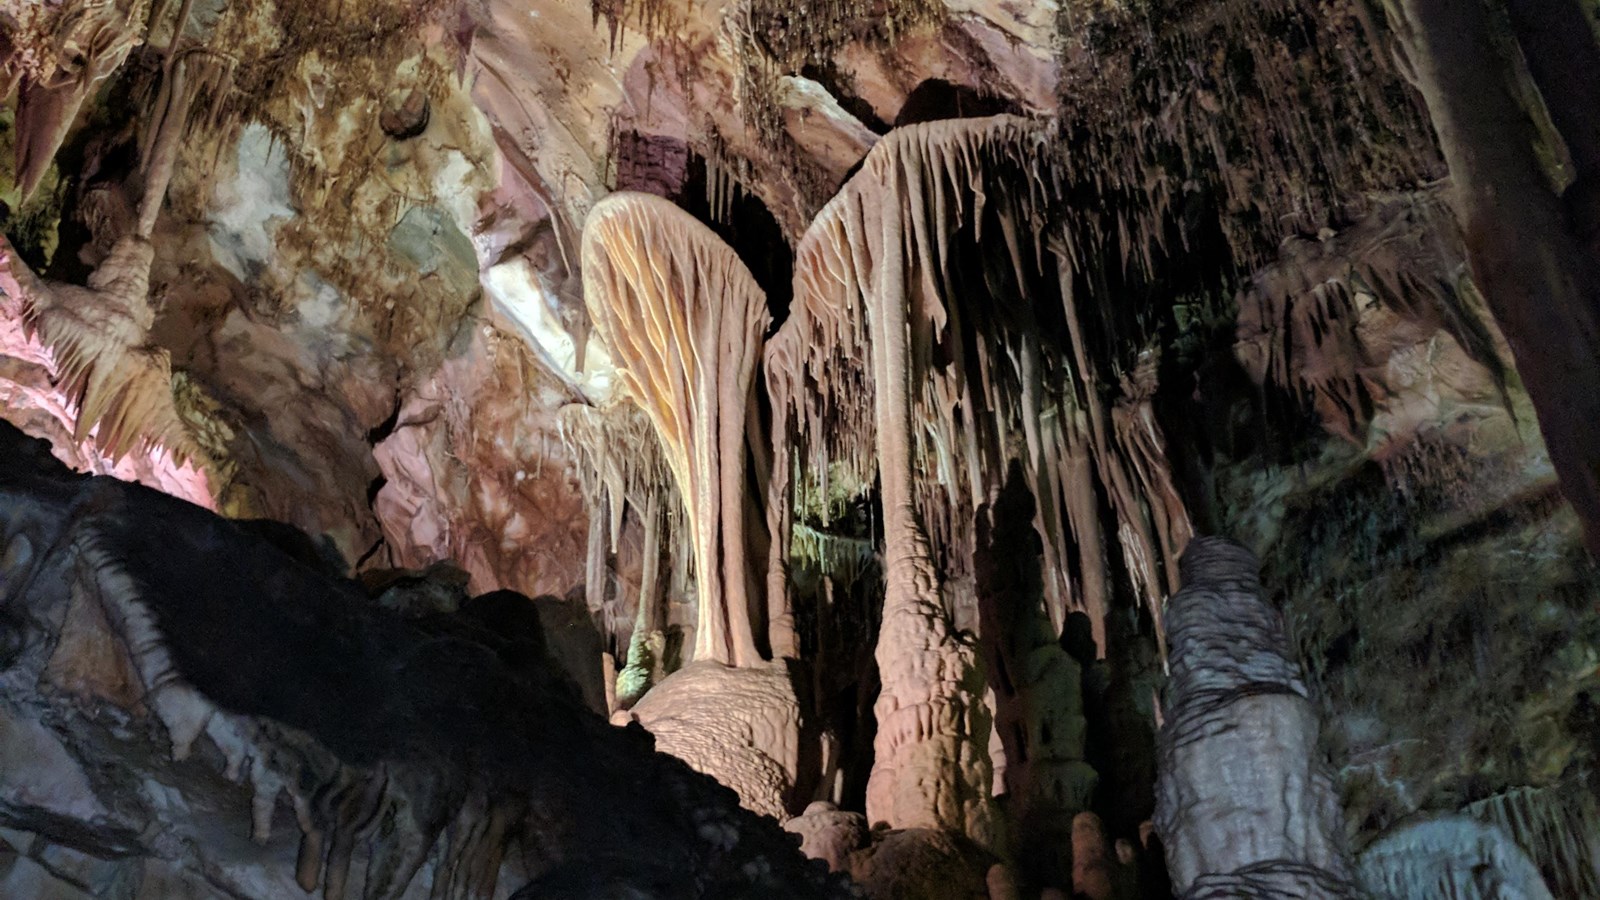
[783,800,868,872]
[624,661,806,820]
[845,828,997,900]
[0,421,851,899]
[1153,537,1356,897]
[1357,816,1555,899]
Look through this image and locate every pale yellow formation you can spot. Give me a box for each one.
[581,191,770,668]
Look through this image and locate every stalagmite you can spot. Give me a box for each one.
[976,462,1096,888]
[1153,537,1355,898]
[621,660,805,820]
[581,191,771,667]
[783,801,869,872]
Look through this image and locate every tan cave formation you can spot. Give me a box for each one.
[1,0,1599,898]
[579,190,777,669]
[768,114,1195,843]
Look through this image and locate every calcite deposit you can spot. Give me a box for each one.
[2,0,1599,897]
[1153,538,1354,897]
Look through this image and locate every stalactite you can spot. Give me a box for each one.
[771,116,1193,678]
[581,191,771,668]
[0,1,233,469]
[764,114,1200,842]
[1,234,199,464]
[1235,189,1512,450]
[1053,0,1441,273]
[557,401,683,659]
[5,0,149,203]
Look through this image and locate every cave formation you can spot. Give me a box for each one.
[2,1,1599,899]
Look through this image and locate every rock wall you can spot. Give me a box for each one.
[0,421,849,900]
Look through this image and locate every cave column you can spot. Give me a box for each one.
[862,164,995,845]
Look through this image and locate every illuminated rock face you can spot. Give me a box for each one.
[1153,538,1355,898]
[621,660,805,820]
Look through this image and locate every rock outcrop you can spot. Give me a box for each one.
[0,420,848,899]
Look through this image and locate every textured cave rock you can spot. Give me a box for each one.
[975,462,1097,888]
[783,801,869,873]
[1153,537,1355,898]
[618,661,807,821]
[1234,189,1517,457]
[371,318,590,601]
[0,421,848,900]
[3,1,1600,898]
[1389,0,1600,554]
[1356,816,1556,899]
[3,0,145,203]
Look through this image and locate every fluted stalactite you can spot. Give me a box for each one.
[766,115,1199,845]
[1153,537,1355,898]
[581,191,773,667]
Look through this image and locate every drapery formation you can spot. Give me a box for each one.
[580,191,773,668]
[0,3,232,467]
[765,114,1194,840]
[767,112,1194,658]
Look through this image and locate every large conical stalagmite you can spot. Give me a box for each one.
[581,191,772,667]
[1153,537,1355,897]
